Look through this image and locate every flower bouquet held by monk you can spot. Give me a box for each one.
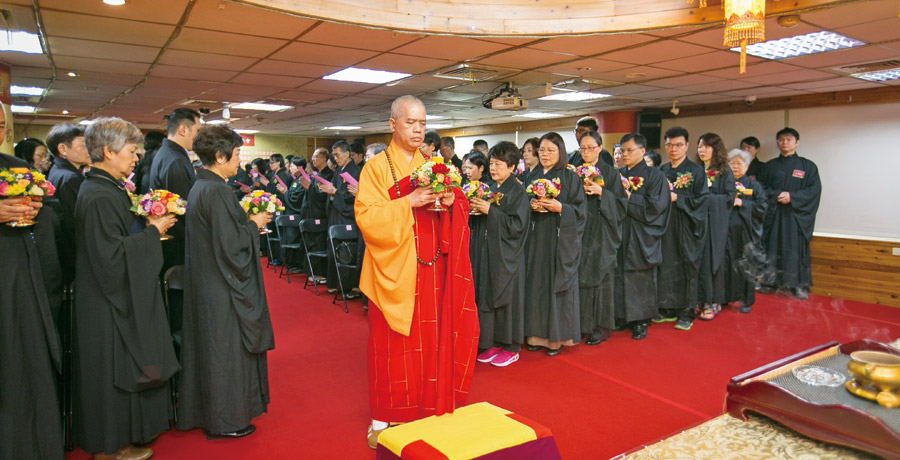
[410,156,463,211]
[461,180,503,215]
[576,163,604,186]
[239,190,284,234]
[0,167,56,226]
[131,189,187,240]
[526,177,560,213]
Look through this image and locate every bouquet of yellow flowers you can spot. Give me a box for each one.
[131,189,187,217]
[410,156,462,193]
[526,178,561,199]
[0,167,56,197]
[462,180,503,215]
[735,182,753,196]
[240,190,284,215]
[575,164,604,186]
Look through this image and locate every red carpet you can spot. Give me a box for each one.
[65,263,900,460]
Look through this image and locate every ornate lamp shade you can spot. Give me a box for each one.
[724,0,766,75]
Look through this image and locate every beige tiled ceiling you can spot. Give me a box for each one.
[10,0,900,136]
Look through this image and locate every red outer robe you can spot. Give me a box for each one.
[367,175,479,423]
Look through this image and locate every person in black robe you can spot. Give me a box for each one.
[740,136,765,180]
[523,132,586,357]
[281,156,308,272]
[757,127,821,299]
[614,133,670,340]
[300,148,334,283]
[656,127,708,331]
[520,137,541,184]
[46,123,88,286]
[567,116,614,167]
[575,132,627,346]
[324,141,362,294]
[264,153,292,265]
[470,141,530,367]
[132,131,164,195]
[0,154,65,460]
[724,149,767,313]
[73,118,180,460]
[439,136,463,171]
[227,164,253,201]
[696,133,736,321]
[177,125,274,439]
[464,151,492,323]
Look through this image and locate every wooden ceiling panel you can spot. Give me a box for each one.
[38,0,189,24]
[48,37,159,62]
[41,11,174,47]
[157,50,258,71]
[149,65,238,82]
[185,0,316,39]
[298,22,423,51]
[600,40,716,65]
[246,60,342,79]
[169,28,289,58]
[229,73,313,88]
[391,36,511,61]
[356,54,456,75]
[271,42,379,67]
[53,56,150,75]
[474,47,576,69]
[529,33,658,57]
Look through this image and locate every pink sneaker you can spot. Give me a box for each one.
[491,351,520,367]
[477,347,502,363]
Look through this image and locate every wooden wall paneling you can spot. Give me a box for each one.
[809,236,900,308]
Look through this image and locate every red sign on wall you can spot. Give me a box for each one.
[241,134,255,146]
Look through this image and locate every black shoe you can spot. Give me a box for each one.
[525,344,546,352]
[792,288,809,300]
[546,347,562,357]
[739,303,752,314]
[585,328,611,346]
[631,323,648,340]
[758,286,775,294]
[204,425,256,440]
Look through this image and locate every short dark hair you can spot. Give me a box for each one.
[423,129,441,149]
[192,125,243,166]
[776,127,799,141]
[644,151,662,167]
[664,126,689,144]
[620,133,647,149]
[165,108,201,136]
[143,131,165,154]
[581,131,603,148]
[441,136,455,149]
[270,153,285,168]
[473,139,488,149]
[463,151,488,172]
[14,138,47,165]
[290,156,307,169]
[332,140,350,153]
[349,142,365,155]
[252,157,270,175]
[576,116,599,131]
[488,141,520,167]
[740,136,760,149]
[46,123,85,156]
[539,132,568,170]
[522,137,540,153]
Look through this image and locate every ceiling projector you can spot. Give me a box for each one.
[483,82,528,111]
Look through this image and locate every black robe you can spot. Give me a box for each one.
[265,168,292,204]
[699,167,736,304]
[657,159,709,314]
[523,167,586,343]
[725,175,767,306]
[178,169,275,434]
[47,155,84,284]
[133,147,157,195]
[466,175,495,312]
[227,167,253,201]
[578,161,627,333]
[301,168,334,277]
[147,138,196,271]
[73,168,180,454]
[326,162,361,290]
[614,162,670,323]
[568,149,614,168]
[746,157,765,181]
[479,178,531,349]
[758,153,821,289]
[0,154,64,460]
[285,176,306,216]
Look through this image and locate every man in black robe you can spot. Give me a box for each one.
[324,140,362,294]
[567,116,614,167]
[757,127,821,299]
[614,133,670,340]
[440,136,463,171]
[46,123,88,285]
[656,127,708,330]
[301,148,334,283]
[264,153,293,265]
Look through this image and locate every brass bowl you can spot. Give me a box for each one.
[845,351,900,408]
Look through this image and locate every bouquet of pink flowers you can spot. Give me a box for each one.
[0,167,56,197]
[410,156,463,193]
[131,189,187,217]
[575,163,604,186]
[462,180,503,215]
[526,178,561,199]
[239,190,284,215]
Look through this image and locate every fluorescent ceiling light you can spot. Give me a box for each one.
[203,119,229,124]
[10,85,45,96]
[733,31,864,60]
[0,31,43,54]
[850,67,900,82]
[427,123,452,129]
[514,112,564,119]
[234,129,259,134]
[231,102,292,112]
[11,104,35,113]
[426,114,445,120]
[323,67,411,84]
[103,0,126,5]
[323,126,361,130]
[539,91,612,102]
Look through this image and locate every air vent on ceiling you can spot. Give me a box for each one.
[554,78,624,90]
[836,60,900,74]
[434,64,513,82]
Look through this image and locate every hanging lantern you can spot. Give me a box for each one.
[724,0,766,75]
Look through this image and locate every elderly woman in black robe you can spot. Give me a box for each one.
[523,132,586,357]
[73,117,180,460]
[576,131,627,346]
[177,124,274,439]
[725,149,767,313]
[470,142,530,367]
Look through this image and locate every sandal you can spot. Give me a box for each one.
[698,308,717,321]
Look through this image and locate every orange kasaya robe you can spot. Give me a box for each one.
[355,142,479,423]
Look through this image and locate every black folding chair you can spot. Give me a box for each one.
[275,214,304,284]
[328,223,360,313]
[299,218,329,296]
[162,265,185,424]
[265,211,283,272]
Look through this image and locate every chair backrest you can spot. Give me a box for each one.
[276,214,301,228]
[164,265,185,291]
[299,218,328,233]
[328,223,359,242]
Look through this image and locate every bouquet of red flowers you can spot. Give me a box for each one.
[131,189,187,217]
[410,156,462,193]
[239,190,284,215]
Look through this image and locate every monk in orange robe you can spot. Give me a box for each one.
[355,95,479,449]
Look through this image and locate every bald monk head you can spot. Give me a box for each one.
[389,95,427,156]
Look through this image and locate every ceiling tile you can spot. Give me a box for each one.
[51,72,143,87]
[836,18,900,44]
[271,90,339,103]
[678,79,758,92]
[477,37,541,46]
[271,42,379,67]
[0,52,50,68]
[185,0,316,40]
[246,60,343,79]
[170,28,288,58]
[230,73,312,88]
[297,22,422,51]
[529,33,658,57]
[600,40,718,65]
[474,48,575,69]
[54,56,150,75]
[13,68,54,79]
[651,51,762,73]
[356,54,456,75]
[589,65,683,82]
[650,74,724,88]
[678,20,820,50]
[597,84,661,96]
[149,65,238,82]
[782,45,900,68]
[37,0,188,23]
[628,88,698,100]
[42,10,174,47]
[296,79,375,94]
[392,36,510,61]
[538,58,633,77]
[201,83,285,101]
[642,26,711,38]
[782,77,882,90]
[802,0,899,30]
[742,68,837,85]
[880,40,900,53]
[158,49,258,71]
[702,61,802,79]
[717,85,800,97]
[48,37,160,62]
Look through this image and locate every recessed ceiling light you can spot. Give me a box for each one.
[203,119,229,124]
[427,123,452,129]
[0,31,43,54]
[11,104,35,113]
[231,102,292,112]
[514,112,564,119]
[733,31,864,60]
[62,110,69,115]
[67,71,78,77]
[850,67,900,82]
[234,129,259,134]
[426,114,445,120]
[539,91,612,102]
[323,126,362,130]
[10,85,44,96]
[576,67,592,72]
[323,67,411,85]
[103,0,126,5]
[625,73,647,79]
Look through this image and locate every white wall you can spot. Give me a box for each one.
[661,102,900,239]
[454,128,578,156]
